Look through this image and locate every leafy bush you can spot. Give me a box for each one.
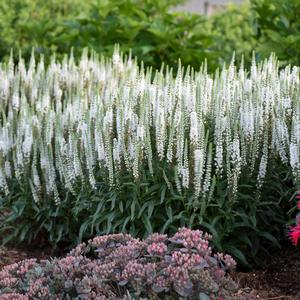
[61,0,223,71]
[0,0,221,71]
[0,0,94,61]
[0,228,250,299]
[251,0,300,66]
[207,2,256,68]
[1,0,300,73]
[0,49,297,267]
[0,0,257,72]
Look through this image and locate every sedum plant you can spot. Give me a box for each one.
[0,48,299,266]
[0,228,252,299]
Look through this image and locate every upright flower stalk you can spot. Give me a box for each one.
[0,49,299,206]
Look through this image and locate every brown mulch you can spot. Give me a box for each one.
[0,243,299,299]
[0,238,66,269]
[233,246,300,299]
[0,244,55,269]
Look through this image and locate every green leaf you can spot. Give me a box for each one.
[257,231,280,248]
[147,201,154,219]
[20,224,30,242]
[130,201,136,221]
[224,245,249,266]
[142,215,153,235]
[160,186,166,204]
[78,220,89,242]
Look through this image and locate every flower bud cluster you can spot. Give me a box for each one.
[147,242,167,256]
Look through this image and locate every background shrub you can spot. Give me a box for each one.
[207,3,256,68]
[0,0,92,60]
[251,0,300,66]
[0,0,299,72]
[0,0,219,71]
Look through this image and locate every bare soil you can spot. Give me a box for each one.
[233,246,300,299]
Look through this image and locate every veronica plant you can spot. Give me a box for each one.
[0,48,299,266]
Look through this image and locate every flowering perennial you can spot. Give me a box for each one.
[0,50,299,205]
[0,228,251,299]
[289,193,300,246]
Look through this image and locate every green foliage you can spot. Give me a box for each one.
[0,161,288,269]
[207,2,257,68]
[0,0,216,70]
[1,0,300,71]
[251,0,300,66]
[0,0,251,72]
[41,0,219,71]
[0,0,94,60]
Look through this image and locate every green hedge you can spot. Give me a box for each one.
[0,0,255,71]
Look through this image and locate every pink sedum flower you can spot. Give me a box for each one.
[147,242,167,256]
[0,294,29,300]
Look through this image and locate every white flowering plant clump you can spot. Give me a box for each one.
[0,48,299,265]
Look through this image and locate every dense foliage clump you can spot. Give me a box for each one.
[0,0,220,71]
[1,1,299,71]
[252,0,300,66]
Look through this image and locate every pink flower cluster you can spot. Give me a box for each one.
[147,242,167,256]
[214,253,237,271]
[0,261,37,288]
[87,261,116,279]
[109,240,146,259]
[172,227,212,255]
[15,259,37,276]
[122,261,144,279]
[289,193,300,246]
[165,265,190,286]
[0,294,29,300]
[89,233,133,249]
[145,233,167,244]
[166,249,206,287]
[28,278,50,299]
[0,267,17,288]
[122,261,156,282]
[171,251,201,268]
